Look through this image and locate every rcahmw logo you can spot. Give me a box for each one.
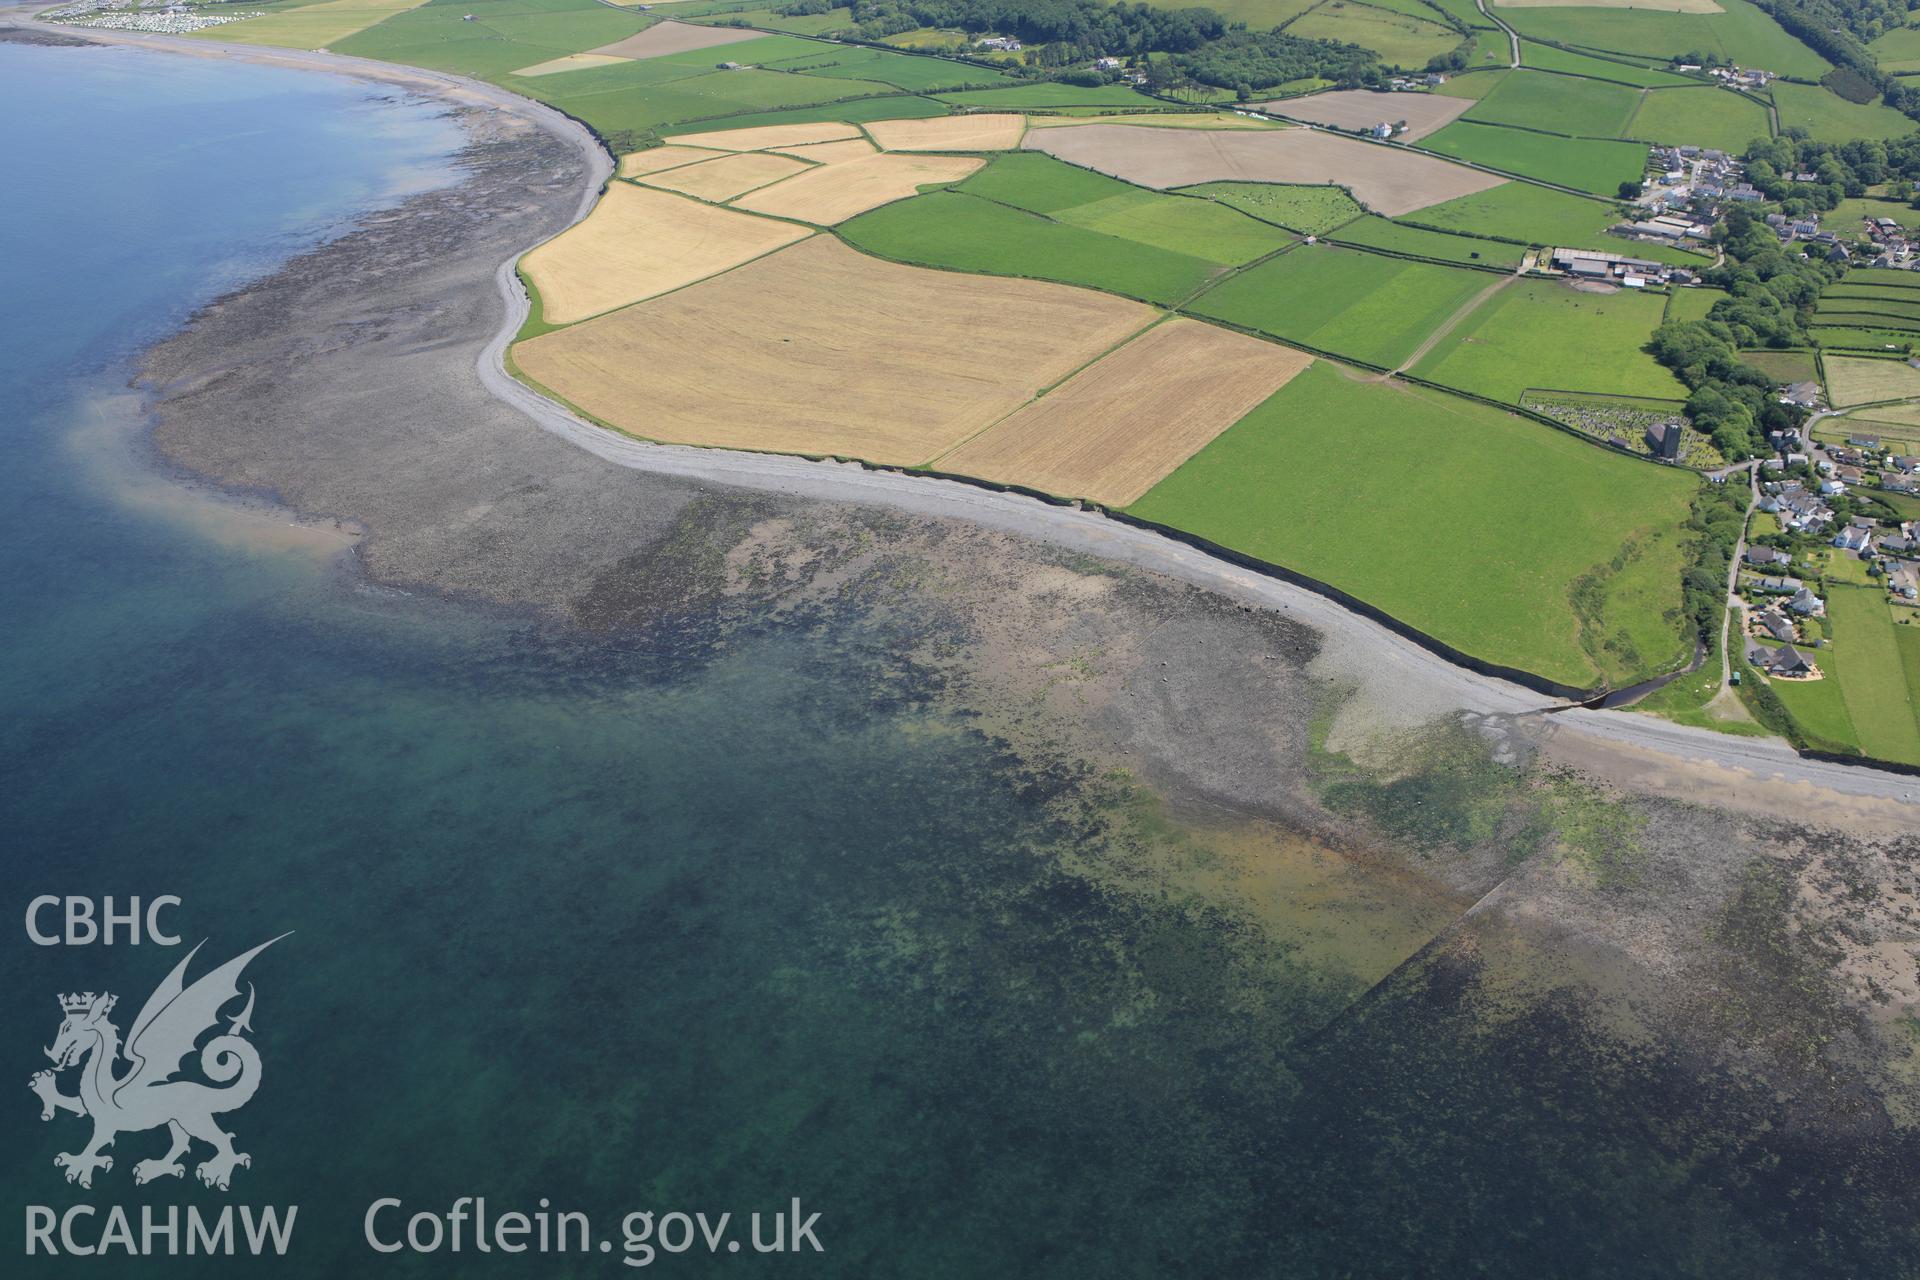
[24,931,300,1259]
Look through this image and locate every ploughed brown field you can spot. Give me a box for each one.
[511,237,1155,464]
[520,183,812,324]
[733,153,984,224]
[934,319,1312,506]
[1024,124,1502,215]
[1263,89,1473,141]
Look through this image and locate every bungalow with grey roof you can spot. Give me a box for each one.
[1749,644,1816,677]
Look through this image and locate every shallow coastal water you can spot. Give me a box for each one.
[5,39,1920,1279]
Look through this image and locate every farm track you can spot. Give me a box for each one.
[22,11,1920,806]
[1389,267,1517,375]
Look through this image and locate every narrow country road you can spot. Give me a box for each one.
[1476,0,1521,68]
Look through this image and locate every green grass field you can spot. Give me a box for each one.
[1870,22,1920,74]
[329,0,648,79]
[839,191,1224,304]
[1626,86,1772,152]
[193,0,433,49]
[1419,122,1648,195]
[1434,68,1509,99]
[1823,586,1920,766]
[1185,244,1493,367]
[1141,0,1320,25]
[1463,69,1641,138]
[695,7,856,35]
[1285,1,1463,69]
[1812,327,1920,353]
[326,0,922,143]
[1820,291,1920,318]
[1769,81,1915,143]
[1178,182,1366,235]
[1426,0,1498,29]
[1330,215,1522,268]
[1666,286,1725,323]
[1129,363,1698,688]
[959,154,1292,266]
[935,83,1157,108]
[1402,181,1623,246]
[1738,347,1817,384]
[1828,196,1920,235]
[1494,0,1830,79]
[1516,41,1700,88]
[1765,655,1860,750]
[759,45,1008,92]
[1848,267,1920,289]
[1411,278,1687,402]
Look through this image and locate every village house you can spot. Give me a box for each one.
[1745,545,1790,569]
[1789,586,1826,616]
[1755,608,1798,643]
[1749,643,1816,677]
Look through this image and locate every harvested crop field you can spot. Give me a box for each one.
[778,138,879,163]
[934,320,1312,505]
[511,52,628,77]
[618,145,729,177]
[1023,124,1501,215]
[512,237,1155,464]
[733,153,984,223]
[867,114,1027,151]
[638,151,813,200]
[670,121,865,150]
[1266,88,1472,140]
[1496,0,1721,9]
[520,184,812,325]
[1025,112,1276,129]
[587,20,763,60]
[1824,354,1920,406]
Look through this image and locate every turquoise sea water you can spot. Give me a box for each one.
[5,39,1920,1279]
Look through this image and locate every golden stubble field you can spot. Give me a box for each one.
[512,237,1156,464]
[639,151,813,201]
[734,153,984,224]
[669,121,864,151]
[935,320,1312,506]
[520,184,812,324]
[618,145,728,177]
[866,114,1027,151]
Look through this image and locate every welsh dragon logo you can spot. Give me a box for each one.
[29,937,285,1191]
